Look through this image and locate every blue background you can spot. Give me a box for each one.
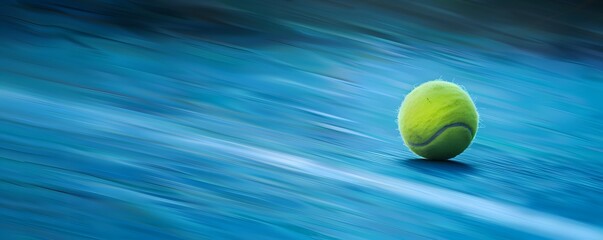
[1,1,602,239]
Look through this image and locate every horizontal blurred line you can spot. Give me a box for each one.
[3,89,601,238]
[194,138,603,240]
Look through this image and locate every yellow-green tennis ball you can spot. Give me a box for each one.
[398,80,478,160]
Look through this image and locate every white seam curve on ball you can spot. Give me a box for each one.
[408,122,474,147]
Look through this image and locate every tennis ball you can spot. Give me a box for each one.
[398,80,478,160]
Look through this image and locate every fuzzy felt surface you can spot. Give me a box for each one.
[398,80,478,159]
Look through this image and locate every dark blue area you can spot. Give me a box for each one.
[0,1,602,239]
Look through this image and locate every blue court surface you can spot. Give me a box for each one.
[1,1,602,239]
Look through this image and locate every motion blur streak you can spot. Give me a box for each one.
[1,0,603,239]
[199,139,603,239]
